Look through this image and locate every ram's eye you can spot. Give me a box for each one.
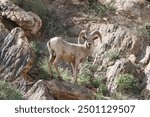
[93,36,98,40]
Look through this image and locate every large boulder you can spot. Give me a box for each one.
[46,79,93,100]
[0,27,35,92]
[25,79,94,100]
[0,0,42,36]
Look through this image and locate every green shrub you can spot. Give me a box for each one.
[78,75,91,87]
[106,50,119,61]
[91,78,101,88]
[57,67,71,81]
[78,62,97,87]
[111,92,129,100]
[97,82,108,95]
[89,2,115,16]
[30,41,40,56]
[45,66,71,81]
[0,81,23,100]
[38,57,50,79]
[138,23,150,38]
[29,55,49,80]
[40,58,48,72]
[94,93,106,100]
[116,74,140,95]
[93,77,108,100]
[78,61,108,98]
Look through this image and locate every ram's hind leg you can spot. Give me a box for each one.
[53,56,62,80]
[48,54,55,79]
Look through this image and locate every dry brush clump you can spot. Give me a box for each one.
[0,81,23,100]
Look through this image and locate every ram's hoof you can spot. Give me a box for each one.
[71,80,76,83]
[57,76,63,81]
[49,76,54,80]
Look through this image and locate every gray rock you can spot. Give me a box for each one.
[46,79,93,100]
[25,80,54,100]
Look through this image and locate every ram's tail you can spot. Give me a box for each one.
[47,40,55,57]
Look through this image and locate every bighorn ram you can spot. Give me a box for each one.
[47,30,102,83]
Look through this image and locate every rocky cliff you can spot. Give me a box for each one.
[0,0,150,99]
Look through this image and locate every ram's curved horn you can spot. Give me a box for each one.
[90,30,102,42]
[78,30,87,44]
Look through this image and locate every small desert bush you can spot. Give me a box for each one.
[78,61,108,97]
[78,61,97,87]
[106,50,119,61]
[116,74,140,95]
[53,68,71,81]
[89,1,115,16]
[92,77,108,100]
[0,81,23,100]
[30,41,40,56]
[138,22,150,38]
[38,57,50,79]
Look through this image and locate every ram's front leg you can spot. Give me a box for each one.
[71,61,79,83]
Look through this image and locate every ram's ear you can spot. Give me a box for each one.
[78,30,87,44]
[81,34,87,40]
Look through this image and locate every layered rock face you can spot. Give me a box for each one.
[0,27,35,91]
